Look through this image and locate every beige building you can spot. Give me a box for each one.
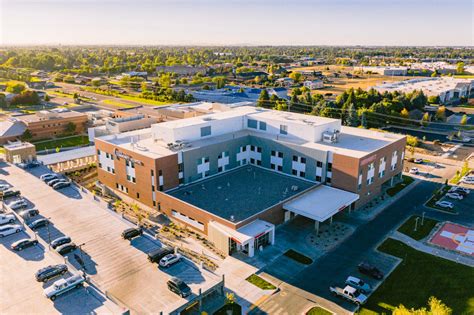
[3,141,36,164]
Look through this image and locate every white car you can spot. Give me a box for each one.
[414,158,423,164]
[7,199,28,210]
[44,274,85,301]
[445,193,463,200]
[0,184,10,192]
[0,213,16,225]
[159,253,182,268]
[409,167,419,175]
[435,201,454,209]
[461,177,474,185]
[40,173,58,182]
[449,187,470,194]
[0,224,24,237]
[345,276,372,294]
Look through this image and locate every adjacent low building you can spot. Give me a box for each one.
[303,79,324,90]
[374,77,474,104]
[355,66,408,76]
[0,119,27,144]
[95,106,405,257]
[3,141,36,164]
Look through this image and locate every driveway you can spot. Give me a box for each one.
[1,163,220,314]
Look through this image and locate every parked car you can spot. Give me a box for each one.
[345,276,372,294]
[435,200,454,209]
[167,277,191,298]
[56,243,77,256]
[53,181,71,190]
[7,199,28,210]
[0,224,24,237]
[19,208,40,218]
[51,236,72,250]
[446,192,464,200]
[121,227,142,240]
[44,274,85,301]
[449,187,470,194]
[330,285,367,305]
[413,158,423,164]
[19,161,41,169]
[40,173,58,182]
[148,247,174,263]
[11,238,38,251]
[0,184,11,191]
[461,177,474,185]
[159,253,182,268]
[1,189,21,199]
[409,167,419,175]
[29,218,50,230]
[46,178,63,187]
[35,264,68,282]
[0,213,15,225]
[358,262,383,280]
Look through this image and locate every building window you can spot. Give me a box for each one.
[280,124,288,135]
[292,155,298,162]
[200,126,211,137]
[326,177,331,184]
[277,165,283,172]
[204,157,209,163]
[271,150,276,156]
[317,161,323,167]
[218,166,223,172]
[151,170,154,176]
[257,147,262,153]
[271,163,276,170]
[136,193,140,199]
[159,185,164,191]
[300,172,305,178]
[259,121,267,131]
[257,160,262,166]
[301,157,306,164]
[278,152,283,158]
[242,146,247,152]
[316,175,322,182]
[247,119,257,129]
[178,163,184,172]
[292,169,297,175]
[152,185,155,191]
[250,158,255,164]
[153,201,156,207]
[158,170,163,176]
[327,163,332,172]
[250,145,255,151]
[97,149,101,155]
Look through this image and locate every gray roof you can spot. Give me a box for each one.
[37,146,96,165]
[0,120,26,138]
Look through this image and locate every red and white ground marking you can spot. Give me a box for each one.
[430,223,474,256]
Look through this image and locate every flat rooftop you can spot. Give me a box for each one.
[167,165,316,223]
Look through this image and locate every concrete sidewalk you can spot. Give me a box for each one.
[390,231,474,267]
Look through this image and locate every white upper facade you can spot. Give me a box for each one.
[151,106,341,144]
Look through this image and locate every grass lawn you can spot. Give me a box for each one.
[284,249,313,265]
[307,306,333,315]
[246,274,276,290]
[118,94,171,106]
[397,215,438,240]
[102,99,135,108]
[33,135,90,151]
[213,303,242,315]
[359,239,474,315]
[386,175,414,197]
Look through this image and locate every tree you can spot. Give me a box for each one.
[400,108,409,118]
[435,106,446,121]
[456,61,465,74]
[406,135,419,147]
[10,91,40,106]
[0,93,6,108]
[460,114,468,125]
[21,129,32,141]
[257,89,270,108]
[212,76,226,89]
[346,103,359,127]
[427,95,440,104]
[289,72,302,83]
[44,94,50,102]
[6,82,26,94]
[64,122,76,134]
[158,73,171,88]
[393,296,451,315]
[421,112,430,126]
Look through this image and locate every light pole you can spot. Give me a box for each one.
[421,212,426,226]
[414,217,420,232]
[46,217,52,249]
[78,242,86,270]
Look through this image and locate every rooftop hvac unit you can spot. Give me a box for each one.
[322,129,340,144]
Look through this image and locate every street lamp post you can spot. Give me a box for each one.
[78,243,86,270]
[421,212,426,226]
[414,217,420,232]
[46,217,52,249]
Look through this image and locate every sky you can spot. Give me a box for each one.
[0,0,473,46]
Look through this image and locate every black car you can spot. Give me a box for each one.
[56,243,77,256]
[122,227,142,240]
[19,208,40,218]
[11,238,38,251]
[35,264,68,282]
[148,247,174,263]
[51,236,72,249]
[1,189,21,199]
[25,161,41,169]
[167,277,191,298]
[28,218,50,230]
[53,181,71,190]
[358,262,384,280]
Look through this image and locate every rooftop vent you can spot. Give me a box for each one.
[322,129,340,144]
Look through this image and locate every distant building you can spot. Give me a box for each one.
[276,77,294,87]
[374,77,474,104]
[0,119,27,144]
[191,86,289,104]
[354,66,408,76]
[156,66,207,76]
[303,80,324,90]
[121,71,148,79]
[3,141,36,164]
[88,115,158,141]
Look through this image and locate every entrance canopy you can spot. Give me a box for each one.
[284,185,359,222]
[209,219,274,245]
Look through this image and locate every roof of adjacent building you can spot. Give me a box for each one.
[0,120,26,138]
[37,146,96,165]
[17,110,87,124]
[375,77,474,96]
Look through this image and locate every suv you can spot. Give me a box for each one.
[29,218,50,230]
[159,253,182,268]
[122,227,143,240]
[51,236,72,249]
[358,262,384,280]
[167,277,191,298]
[1,189,21,199]
[19,208,40,218]
[35,264,68,282]
[56,243,77,256]
[345,276,372,294]
[40,173,58,182]
[148,247,174,263]
[8,199,28,210]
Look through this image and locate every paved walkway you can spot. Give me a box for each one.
[390,231,474,267]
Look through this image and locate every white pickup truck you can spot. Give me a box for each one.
[329,285,368,305]
[44,274,86,301]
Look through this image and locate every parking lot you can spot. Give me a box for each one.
[0,216,120,315]
[1,162,221,314]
